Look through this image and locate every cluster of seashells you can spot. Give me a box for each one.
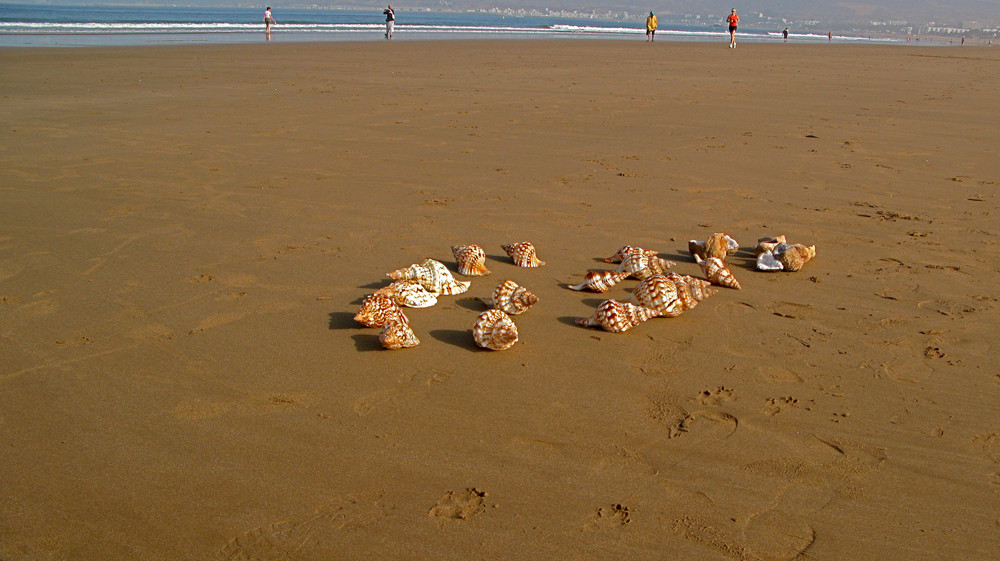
[752,235,818,272]
[572,233,816,333]
[353,242,543,350]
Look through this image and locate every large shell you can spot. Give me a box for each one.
[689,233,739,261]
[576,300,657,333]
[387,258,470,296]
[627,274,683,318]
[614,251,673,280]
[775,243,816,272]
[375,280,438,308]
[753,235,787,256]
[472,309,519,350]
[354,293,409,328]
[665,272,717,309]
[379,319,420,350]
[484,280,538,315]
[452,244,491,276]
[603,245,658,264]
[568,270,631,293]
[501,242,545,267]
[696,255,742,290]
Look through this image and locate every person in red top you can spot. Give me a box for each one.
[726,8,739,49]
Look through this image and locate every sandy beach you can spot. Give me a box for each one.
[1,40,999,560]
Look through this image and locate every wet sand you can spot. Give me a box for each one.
[1,40,999,560]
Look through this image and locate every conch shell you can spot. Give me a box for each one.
[501,242,545,267]
[752,235,787,256]
[452,244,491,276]
[568,270,630,293]
[379,319,419,350]
[695,254,742,290]
[689,233,739,261]
[603,245,658,264]
[480,280,538,315]
[576,299,657,333]
[472,309,519,350]
[666,272,717,310]
[354,293,409,328]
[628,273,717,318]
[614,251,674,280]
[387,258,470,296]
[776,243,816,272]
[375,280,438,308]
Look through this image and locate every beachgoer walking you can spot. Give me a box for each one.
[726,9,739,48]
[782,27,789,42]
[646,11,657,42]
[383,5,395,40]
[264,6,275,38]
[828,31,833,42]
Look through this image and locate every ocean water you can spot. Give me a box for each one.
[0,3,898,48]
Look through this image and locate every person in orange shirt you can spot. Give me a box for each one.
[726,8,739,49]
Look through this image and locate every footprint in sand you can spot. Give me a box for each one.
[585,503,631,531]
[697,386,735,406]
[428,488,488,522]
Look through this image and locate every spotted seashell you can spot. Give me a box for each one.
[603,245,658,264]
[615,251,673,280]
[354,293,409,328]
[775,243,816,272]
[665,272,717,309]
[483,280,538,315]
[472,309,519,350]
[379,319,420,350]
[627,274,683,318]
[568,270,630,293]
[375,280,438,308]
[501,242,545,267]
[696,255,742,290]
[576,299,657,333]
[689,233,739,261]
[452,244,491,276]
[387,258,470,296]
[753,235,787,256]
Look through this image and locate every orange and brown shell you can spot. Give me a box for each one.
[375,279,438,308]
[501,242,545,268]
[355,293,409,328]
[776,243,816,272]
[627,274,683,318]
[452,244,491,276]
[483,280,538,315]
[568,270,631,293]
[472,309,519,350]
[752,235,787,256]
[387,258,470,296]
[695,255,742,290]
[576,299,657,333]
[603,245,658,264]
[689,233,739,261]
[665,272,717,310]
[379,319,420,350]
[614,251,673,280]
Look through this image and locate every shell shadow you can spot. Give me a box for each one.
[557,316,583,327]
[663,249,692,262]
[351,333,383,352]
[430,329,483,352]
[581,297,607,308]
[359,280,391,290]
[486,253,514,265]
[455,297,487,312]
[329,311,359,330]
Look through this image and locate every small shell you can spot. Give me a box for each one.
[379,319,420,350]
[615,252,673,280]
[484,280,538,315]
[354,293,409,328]
[576,300,657,333]
[755,251,783,271]
[775,243,816,272]
[753,235,787,256]
[472,309,519,350]
[452,244,491,276]
[387,258,470,296]
[627,274,682,318]
[501,242,545,267]
[568,270,631,293]
[603,245,658,264]
[375,280,438,308]
[690,233,739,260]
[696,255,742,290]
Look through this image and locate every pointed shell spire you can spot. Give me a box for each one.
[375,280,438,308]
[603,245,658,264]
[576,300,657,333]
[501,242,545,267]
[355,293,409,328]
[627,274,683,318]
[472,309,519,350]
[614,251,673,280]
[484,280,538,315]
[695,255,742,290]
[568,270,631,293]
[387,258,470,296]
